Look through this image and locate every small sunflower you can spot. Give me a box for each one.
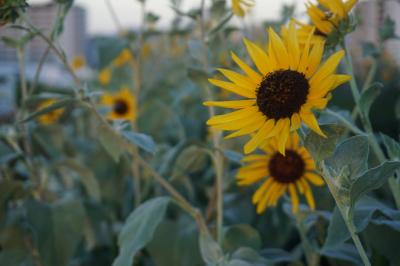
[37,99,64,125]
[71,56,85,71]
[112,49,134,67]
[205,22,351,155]
[231,0,255,18]
[301,0,358,39]
[237,133,324,213]
[98,69,111,86]
[101,87,137,121]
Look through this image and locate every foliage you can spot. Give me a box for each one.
[1,0,400,266]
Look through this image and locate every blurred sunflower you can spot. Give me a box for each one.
[205,22,350,155]
[237,133,324,213]
[112,49,134,67]
[37,99,64,125]
[300,0,358,40]
[71,56,85,71]
[101,87,137,121]
[98,69,111,86]
[231,0,254,17]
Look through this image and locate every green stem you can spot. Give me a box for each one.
[342,42,400,209]
[295,214,320,266]
[321,162,371,266]
[325,109,364,135]
[199,0,225,244]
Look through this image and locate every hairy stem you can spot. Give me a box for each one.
[321,162,371,266]
[295,214,320,266]
[199,0,225,244]
[342,42,399,209]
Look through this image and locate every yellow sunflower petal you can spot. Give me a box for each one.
[310,50,345,86]
[204,100,256,109]
[300,111,326,137]
[242,154,269,162]
[217,68,257,89]
[207,106,259,126]
[305,40,324,78]
[305,172,325,186]
[277,118,290,155]
[252,178,273,204]
[208,79,256,98]
[290,113,301,131]
[231,52,262,83]
[225,116,266,139]
[243,38,272,75]
[302,180,316,210]
[244,119,275,154]
[288,183,299,213]
[268,27,290,69]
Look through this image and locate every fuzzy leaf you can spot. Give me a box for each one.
[381,133,400,160]
[113,197,170,266]
[350,161,400,210]
[123,131,157,154]
[97,122,127,162]
[304,124,345,162]
[223,224,262,253]
[359,82,382,116]
[199,229,225,265]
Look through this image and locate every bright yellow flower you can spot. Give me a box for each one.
[113,49,134,67]
[303,0,358,38]
[71,56,85,70]
[237,133,324,214]
[98,69,111,86]
[205,21,351,155]
[140,42,152,59]
[231,0,255,17]
[101,87,137,121]
[37,99,64,125]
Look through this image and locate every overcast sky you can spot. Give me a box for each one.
[29,0,305,34]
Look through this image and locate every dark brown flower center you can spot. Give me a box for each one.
[113,99,129,115]
[256,70,309,119]
[268,150,305,183]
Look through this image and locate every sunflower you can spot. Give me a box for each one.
[112,49,134,67]
[236,133,324,213]
[98,69,111,86]
[101,87,137,121]
[71,56,85,70]
[37,99,64,125]
[301,0,358,39]
[204,21,351,155]
[231,0,255,17]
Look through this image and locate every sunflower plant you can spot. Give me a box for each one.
[1,1,400,266]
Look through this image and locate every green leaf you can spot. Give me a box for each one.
[223,150,243,164]
[381,133,400,160]
[321,243,362,266]
[322,207,349,250]
[222,224,262,253]
[379,17,396,41]
[1,36,19,48]
[365,224,400,265]
[25,199,86,266]
[147,216,203,266]
[362,42,380,58]
[359,82,382,116]
[199,229,225,265]
[123,131,157,154]
[0,250,34,266]
[112,197,170,266]
[304,124,345,162]
[171,145,208,180]
[20,98,75,123]
[350,161,400,210]
[208,12,234,39]
[325,136,369,182]
[97,122,127,162]
[58,159,101,201]
[230,248,270,266]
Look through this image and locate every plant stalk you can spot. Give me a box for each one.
[199,0,225,244]
[321,162,371,266]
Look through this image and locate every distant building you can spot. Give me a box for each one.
[0,2,87,63]
[0,2,87,120]
[348,0,400,72]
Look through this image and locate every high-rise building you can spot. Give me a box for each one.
[0,2,87,63]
